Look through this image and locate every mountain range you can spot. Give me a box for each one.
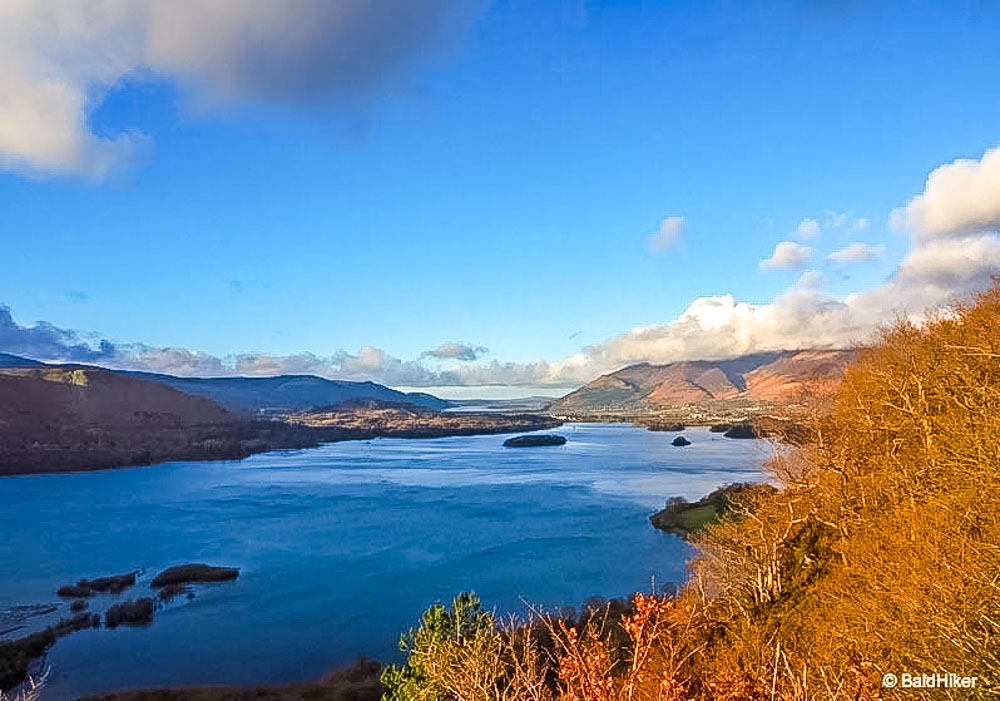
[0,354,448,413]
[0,363,330,475]
[548,350,855,414]
[0,352,43,367]
[121,371,450,414]
[0,355,549,476]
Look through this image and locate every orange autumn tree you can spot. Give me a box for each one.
[384,283,1000,701]
[381,592,692,701]
[551,594,692,701]
[684,284,1000,698]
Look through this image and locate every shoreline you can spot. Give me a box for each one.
[0,413,563,478]
[1,422,765,696]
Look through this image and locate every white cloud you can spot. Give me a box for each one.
[421,343,488,361]
[0,3,149,178]
[647,216,685,254]
[540,232,1000,385]
[891,145,1000,241]
[4,228,1000,389]
[544,147,1000,384]
[852,217,871,231]
[0,303,557,388]
[890,234,1000,291]
[5,146,1000,391]
[760,241,812,271]
[827,242,886,264]
[125,347,227,376]
[794,218,821,238]
[0,0,478,178]
[795,270,824,289]
[823,211,847,230]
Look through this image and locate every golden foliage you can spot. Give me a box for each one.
[551,594,692,701]
[685,285,1000,699]
[386,284,1000,700]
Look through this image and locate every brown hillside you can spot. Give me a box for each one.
[549,349,856,413]
[0,368,558,477]
[644,364,743,403]
[742,349,852,401]
[0,366,321,476]
[0,366,230,426]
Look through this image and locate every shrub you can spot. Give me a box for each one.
[0,632,53,692]
[105,598,155,628]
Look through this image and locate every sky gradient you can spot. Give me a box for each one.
[2,1,1000,396]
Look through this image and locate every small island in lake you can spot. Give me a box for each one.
[151,564,240,587]
[503,434,567,447]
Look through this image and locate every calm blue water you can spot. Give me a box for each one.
[0,423,771,699]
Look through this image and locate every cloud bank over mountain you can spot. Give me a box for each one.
[421,343,489,361]
[550,146,1000,382]
[0,0,479,177]
[4,146,1000,388]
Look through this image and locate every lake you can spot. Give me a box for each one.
[0,423,772,699]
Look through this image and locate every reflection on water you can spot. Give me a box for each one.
[0,423,770,698]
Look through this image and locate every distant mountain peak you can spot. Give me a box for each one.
[0,352,43,367]
[120,370,450,414]
[549,349,855,414]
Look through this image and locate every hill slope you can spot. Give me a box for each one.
[0,366,230,425]
[0,352,42,367]
[549,349,855,414]
[0,366,323,475]
[0,354,449,412]
[0,367,549,476]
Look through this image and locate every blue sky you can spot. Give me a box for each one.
[3,1,1000,394]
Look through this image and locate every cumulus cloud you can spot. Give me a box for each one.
[543,146,1000,384]
[891,145,1000,241]
[0,304,554,388]
[0,3,147,178]
[853,217,871,231]
[421,343,488,361]
[541,236,999,385]
[229,347,447,386]
[0,305,230,374]
[4,232,1000,389]
[760,241,812,271]
[123,347,228,376]
[0,305,111,362]
[0,0,479,177]
[827,242,886,264]
[795,270,824,289]
[546,290,855,383]
[6,146,1000,391]
[647,216,685,254]
[794,218,821,238]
